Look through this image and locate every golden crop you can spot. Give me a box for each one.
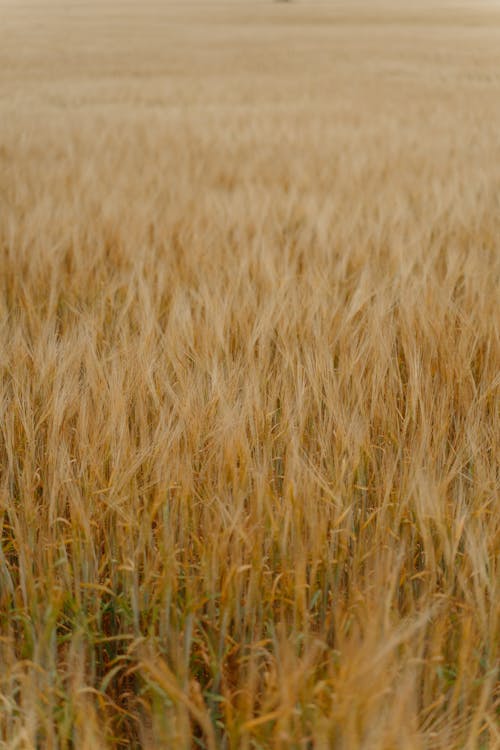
[0,2,499,748]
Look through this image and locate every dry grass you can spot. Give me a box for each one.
[0,2,499,748]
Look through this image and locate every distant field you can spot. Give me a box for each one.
[0,3,499,748]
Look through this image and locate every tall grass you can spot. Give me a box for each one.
[0,2,499,748]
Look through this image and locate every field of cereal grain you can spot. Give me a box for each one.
[0,2,499,748]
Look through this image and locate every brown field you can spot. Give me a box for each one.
[0,2,499,748]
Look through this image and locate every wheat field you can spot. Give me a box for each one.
[0,1,499,748]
